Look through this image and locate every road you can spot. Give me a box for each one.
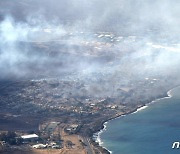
[82,136,95,154]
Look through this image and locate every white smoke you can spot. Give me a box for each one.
[0,0,180,80]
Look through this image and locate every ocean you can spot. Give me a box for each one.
[98,86,180,154]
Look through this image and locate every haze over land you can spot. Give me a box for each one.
[0,1,180,154]
[0,0,180,114]
[0,0,180,80]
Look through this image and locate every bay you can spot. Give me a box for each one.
[100,87,180,154]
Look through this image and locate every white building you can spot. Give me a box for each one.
[21,134,39,142]
[32,144,47,149]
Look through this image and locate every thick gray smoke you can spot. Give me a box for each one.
[1,0,179,33]
[0,16,66,78]
[0,0,180,80]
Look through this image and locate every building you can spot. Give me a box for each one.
[21,134,39,142]
[65,124,79,134]
[32,144,47,149]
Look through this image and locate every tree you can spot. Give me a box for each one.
[0,131,20,145]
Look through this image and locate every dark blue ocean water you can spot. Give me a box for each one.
[100,87,180,154]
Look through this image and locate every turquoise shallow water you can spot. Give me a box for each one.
[100,87,180,154]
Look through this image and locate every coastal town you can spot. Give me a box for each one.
[0,66,178,153]
[0,0,180,153]
[0,31,180,154]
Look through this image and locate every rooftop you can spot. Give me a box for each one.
[21,134,39,139]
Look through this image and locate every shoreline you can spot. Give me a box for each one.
[92,87,176,154]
